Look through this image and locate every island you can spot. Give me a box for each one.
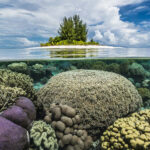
[40,15,100,46]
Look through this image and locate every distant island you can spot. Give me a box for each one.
[40,15,99,46]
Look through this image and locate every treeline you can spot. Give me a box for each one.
[41,15,99,46]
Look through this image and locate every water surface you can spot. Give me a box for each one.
[0,47,150,60]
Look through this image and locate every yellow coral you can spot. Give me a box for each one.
[100,109,150,150]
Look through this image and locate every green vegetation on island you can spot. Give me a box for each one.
[40,15,99,46]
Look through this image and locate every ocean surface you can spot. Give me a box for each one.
[0,47,150,60]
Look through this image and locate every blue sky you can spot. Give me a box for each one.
[0,0,150,48]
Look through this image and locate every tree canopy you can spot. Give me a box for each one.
[40,15,99,46]
[58,15,88,42]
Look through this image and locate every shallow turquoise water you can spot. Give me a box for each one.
[0,47,150,60]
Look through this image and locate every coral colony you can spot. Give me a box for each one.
[0,59,150,150]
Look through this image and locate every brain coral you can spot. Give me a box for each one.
[37,70,142,138]
[0,69,36,103]
[100,109,150,150]
[30,120,58,150]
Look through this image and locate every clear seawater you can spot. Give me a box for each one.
[0,47,150,150]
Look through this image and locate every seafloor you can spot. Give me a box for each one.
[0,58,150,150]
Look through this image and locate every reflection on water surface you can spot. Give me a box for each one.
[0,47,150,60]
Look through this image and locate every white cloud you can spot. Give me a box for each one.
[16,37,39,47]
[0,0,150,48]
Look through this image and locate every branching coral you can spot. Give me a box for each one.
[0,85,26,112]
[100,109,150,150]
[0,69,36,104]
[37,70,142,139]
[30,120,58,150]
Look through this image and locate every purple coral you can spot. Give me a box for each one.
[0,97,36,150]
[1,105,31,129]
[1,97,36,129]
[0,116,29,150]
[15,97,36,121]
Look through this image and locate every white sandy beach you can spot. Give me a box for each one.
[28,45,122,49]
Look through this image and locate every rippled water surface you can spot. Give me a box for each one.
[0,47,150,60]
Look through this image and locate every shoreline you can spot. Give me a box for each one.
[28,45,123,49]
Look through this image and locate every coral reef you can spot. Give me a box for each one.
[106,63,120,74]
[90,61,107,71]
[0,69,36,109]
[30,64,46,80]
[37,70,142,139]
[128,63,150,79]
[142,79,150,88]
[89,140,100,150]
[7,62,28,73]
[72,60,95,69]
[138,88,150,108]
[44,103,93,150]
[30,120,58,150]
[0,85,26,112]
[32,64,44,70]
[100,109,150,150]
[138,88,150,101]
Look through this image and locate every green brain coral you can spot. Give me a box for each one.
[30,120,58,150]
[37,69,142,138]
[0,85,26,112]
[100,109,150,150]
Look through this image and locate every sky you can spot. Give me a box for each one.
[0,0,150,48]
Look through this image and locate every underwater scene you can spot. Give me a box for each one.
[0,58,150,150]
